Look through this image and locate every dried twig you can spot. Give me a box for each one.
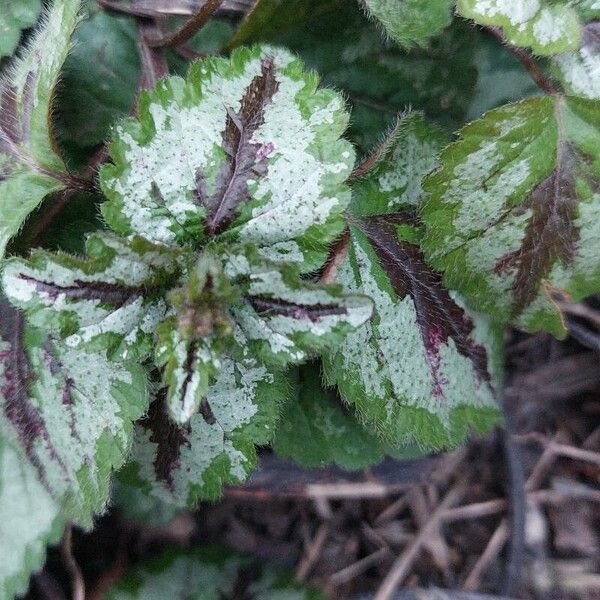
[145,0,225,47]
[296,523,330,581]
[374,479,468,600]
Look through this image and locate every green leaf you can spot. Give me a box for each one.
[0,0,41,59]
[362,0,453,49]
[223,245,373,366]
[119,329,287,506]
[0,432,64,600]
[100,45,355,272]
[249,4,478,151]
[0,0,81,257]
[0,297,149,524]
[56,9,140,151]
[553,22,600,99]
[324,114,502,449]
[457,0,581,55]
[273,365,387,469]
[1,232,182,359]
[105,546,325,600]
[227,0,343,48]
[422,96,600,338]
[574,0,600,21]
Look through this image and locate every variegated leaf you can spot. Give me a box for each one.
[223,245,373,365]
[0,0,81,257]
[323,114,502,449]
[1,232,182,359]
[0,432,64,600]
[156,318,224,425]
[118,327,287,506]
[457,0,581,55]
[553,22,600,99]
[0,0,41,59]
[362,0,453,49]
[105,547,325,600]
[0,297,149,524]
[100,45,355,272]
[422,96,600,338]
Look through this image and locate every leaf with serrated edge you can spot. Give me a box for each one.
[119,325,287,506]
[457,0,581,55]
[223,245,373,365]
[273,365,387,469]
[362,0,453,49]
[0,0,81,257]
[553,23,600,99]
[324,114,501,449]
[0,432,64,599]
[0,0,41,59]
[1,232,181,359]
[100,45,355,272]
[105,546,325,600]
[0,297,149,524]
[422,96,600,338]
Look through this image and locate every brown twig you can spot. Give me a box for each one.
[296,523,330,581]
[145,0,225,48]
[61,527,85,600]
[374,479,468,600]
[485,26,558,95]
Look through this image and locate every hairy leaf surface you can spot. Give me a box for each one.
[0,297,149,524]
[105,547,324,600]
[457,0,581,55]
[363,0,453,49]
[2,232,182,358]
[0,0,41,59]
[100,45,354,272]
[0,0,81,257]
[273,365,387,469]
[422,96,600,337]
[119,329,287,506]
[0,432,64,599]
[324,115,501,449]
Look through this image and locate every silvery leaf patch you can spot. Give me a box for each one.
[0,296,149,593]
[457,0,581,55]
[422,96,600,338]
[2,232,182,359]
[100,45,355,272]
[323,114,502,449]
[118,330,287,506]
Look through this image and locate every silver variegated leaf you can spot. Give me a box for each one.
[100,45,355,272]
[553,22,600,99]
[118,326,287,506]
[1,232,182,359]
[457,0,581,55]
[223,245,373,365]
[0,298,149,523]
[422,96,600,337]
[0,0,81,257]
[0,432,64,600]
[324,114,502,449]
[155,318,223,425]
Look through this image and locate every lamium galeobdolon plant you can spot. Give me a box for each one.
[2,0,600,597]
